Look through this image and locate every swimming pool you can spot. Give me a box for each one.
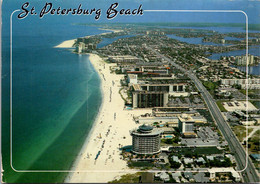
[165,135,173,138]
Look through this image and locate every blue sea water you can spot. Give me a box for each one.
[2,10,110,183]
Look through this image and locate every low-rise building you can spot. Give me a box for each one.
[108,55,140,63]
[250,154,260,162]
[193,172,210,183]
[171,172,182,183]
[206,155,215,161]
[127,74,138,85]
[208,167,241,182]
[157,172,170,182]
[172,156,181,163]
[221,78,260,89]
[196,157,206,164]
[152,107,194,117]
[184,172,194,182]
[137,116,179,126]
[183,158,193,164]
[178,114,195,134]
[225,154,236,163]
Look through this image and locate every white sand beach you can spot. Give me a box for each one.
[98,28,123,33]
[65,54,151,183]
[54,28,123,48]
[54,39,76,48]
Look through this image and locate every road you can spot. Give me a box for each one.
[146,46,259,183]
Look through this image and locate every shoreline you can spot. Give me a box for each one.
[65,53,151,183]
[64,54,106,178]
[54,39,77,48]
[54,28,123,48]
[64,53,108,182]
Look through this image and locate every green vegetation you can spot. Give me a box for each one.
[203,81,219,96]
[128,161,154,168]
[251,101,260,109]
[207,157,233,167]
[108,172,141,183]
[119,88,127,104]
[165,175,177,183]
[161,137,181,146]
[232,125,254,142]
[115,69,123,74]
[127,90,132,101]
[247,130,260,154]
[240,89,260,99]
[169,160,181,169]
[172,147,223,157]
[216,101,227,112]
[240,89,254,95]
[197,109,214,123]
[103,59,111,64]
[203,81,217,90]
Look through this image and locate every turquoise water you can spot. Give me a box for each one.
[165,135,173,138]
[2,4,137,182]
[2,12,106,183]
[2,48,102,182]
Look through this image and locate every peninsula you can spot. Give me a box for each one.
[55,23,260,183]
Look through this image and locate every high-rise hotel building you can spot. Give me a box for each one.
[130,124,163,155]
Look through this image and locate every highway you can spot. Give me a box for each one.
[146,46,259,183]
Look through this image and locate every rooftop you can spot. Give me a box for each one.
[139,124,153,132]
[109,55,139,59]
[128,74,137,79]
[133,84,142,91]
[130,124,163,136]
[183,132,197,136]
[178,114,195,122]
[250,154,260,161]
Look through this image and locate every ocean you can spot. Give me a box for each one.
[2,14,110,183]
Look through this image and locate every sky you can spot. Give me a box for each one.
[2,0,260,25]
